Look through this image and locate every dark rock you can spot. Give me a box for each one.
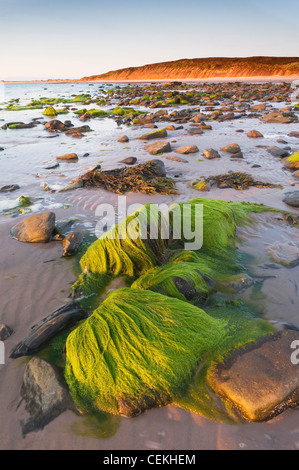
[62,232,83,257]
[10,303,87,359]
[283,191,299,208]
[0,324,13,341]
[10,212,56,243]
[20,357,74,435]
[42,161,59,170]
[267,146,290,158]
[44,120,65,131]
[137,128,167,141]
[0,184,20,193]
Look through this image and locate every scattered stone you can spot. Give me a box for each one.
[277,139,288,144]
[137,128,167,141]
[118,135,129,142]
[294,170,299,179]
[208,331,299,422]
[56,153,78,161]
[10,212,56,243]
[62,232,83,257]
[20,357,74,435]
[247,130,264,138]
[0,324,13,341]
[221,144,241,154]
[260,112,292,124]
[283,191,299,208]
[42,161,59,170]
[44,120,65,131]
[203,148,221,159]
[267,146,290,158]
[288,132,299,138]
[119,157,137,165]
[175,145,199,155]
[0,184,20,193]
[145,141,172,155]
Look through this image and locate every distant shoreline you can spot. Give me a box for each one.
[2,75,299,84]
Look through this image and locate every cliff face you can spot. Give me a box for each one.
[81,57,299,81]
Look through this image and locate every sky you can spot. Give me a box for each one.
[0,0,298,80]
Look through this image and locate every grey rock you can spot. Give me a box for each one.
[283,191,299,208]
[0,324,13,341]
[62,232,83,257]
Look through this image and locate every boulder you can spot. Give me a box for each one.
[175,145,199,155]
[10,212,56,243]
[208,331,299,422]
[247,130,264,138]
[44,120,65,131]
[203,148,221,159]
[137,128,167,141]
[21,357,74,434]
[221,143,241,154]
[267,146,290,158]
[145,141,172,155]
[260,112,292,124]
[283,191,299,208]
[62,232,83,257]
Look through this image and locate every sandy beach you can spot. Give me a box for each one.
[0,79,299,450]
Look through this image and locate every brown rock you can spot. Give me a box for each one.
[56,153,78,161]
[44,120,65,131]
[221,144,241,154]
[166,155,188,163]
[118,135,129,142]
[208,330,299,422]
[203,148,221,159]
[137,128,167,141]
[175,145,199,155]
[260,112,292,124]
[119,157,137,165]
[145,141,172,155]
[247,130,264,138]
[10,212,55,243]
[288,132,299,138]
[62,232,83,257]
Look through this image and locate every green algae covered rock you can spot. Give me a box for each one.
[65,288,228,416]
[131,251,216,305]
[43,106,57,116]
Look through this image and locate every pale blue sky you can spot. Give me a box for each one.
[0,0,298,80]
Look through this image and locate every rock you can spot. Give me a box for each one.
[266,241,299,267]
[217,112,235,122]
[42,161,59,170]
[43,106,56,116]
[44,120,65,131]
[247,130,264,138]
[283,191,299,208]
[267,146,290,158]
[59,180,84,192]
[0,147,4,151]
[137,128,167,140]
[165,155,188,163]
[56,153,78,161]
[10,212,56,243]
[0,324,13,341]
[20,357,74,434]
[0,184,20,192]
[145,141,172,155]
[230,151,244,159]
[119,157,137,165]
[221,143,241,154]
[10,303,87,359]
[208,331,299,422]
[250,104,266,112]
[203,148,221,159]
[288,132,299,138]
[277,139,288,144]
[149,159,166,177]
[260,112,292,124]
[294,170,299,179]
[220,273,254,292]
[118,135,129,142]
[187,128,203,135]
[175,145,199,155]
[62,232,83,257]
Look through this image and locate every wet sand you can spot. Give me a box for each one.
[0,81,299,450]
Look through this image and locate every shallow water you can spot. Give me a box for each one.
[0,82,299,450]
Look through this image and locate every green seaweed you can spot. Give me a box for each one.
[286,152,299,163]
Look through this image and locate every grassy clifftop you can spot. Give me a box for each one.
[81,57,299,81]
